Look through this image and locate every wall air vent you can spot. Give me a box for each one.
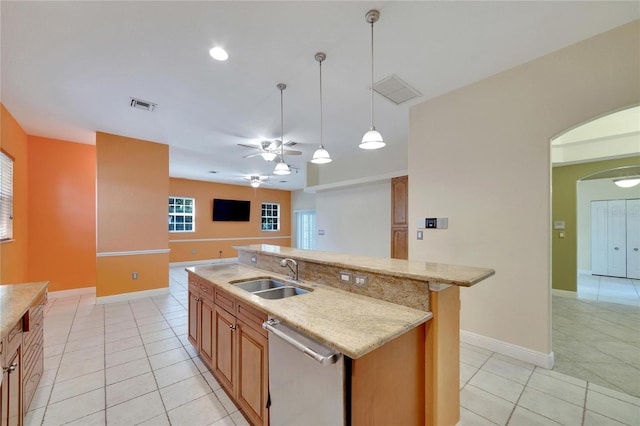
[130,97,157,112]
[373,74,422,105]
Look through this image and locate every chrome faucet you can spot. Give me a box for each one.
[280,258,299,281]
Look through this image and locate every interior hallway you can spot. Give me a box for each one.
[23,267,640,426]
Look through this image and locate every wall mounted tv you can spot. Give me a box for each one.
[212,198,251,222]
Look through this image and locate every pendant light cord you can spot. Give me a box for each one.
[319,58,324,149]
[280,86,285,161]
[370,20,375,130]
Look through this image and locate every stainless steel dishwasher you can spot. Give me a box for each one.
[263,318,346,425]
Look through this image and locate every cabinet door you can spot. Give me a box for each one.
[236,321,269,426]
[591,200,608,275]
[627,199,640,279]
[391,176,408,226]
[391,228,408,260]
[188,289,200,348]
[214,306,236,394]
[199,299,215,369]
[2,347,21,426]
[607,199,627,277]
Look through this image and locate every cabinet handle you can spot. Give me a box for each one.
[193,296,200,302]
[634,248,639,252]
[3,363,17,373]
[229,324,237,331]
[614,247,620,250]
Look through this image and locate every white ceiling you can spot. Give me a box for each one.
[2,1,638,190]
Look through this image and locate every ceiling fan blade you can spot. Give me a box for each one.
[242,152,263,159]
[237,143,261,150]
[282,150,302,155]
[284,140,299,147]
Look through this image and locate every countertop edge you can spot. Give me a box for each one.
[0,281,49,338]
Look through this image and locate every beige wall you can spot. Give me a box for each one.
[408,21,639,354]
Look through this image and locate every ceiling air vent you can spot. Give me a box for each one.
[373,74,422,105]
[130,97,157,112]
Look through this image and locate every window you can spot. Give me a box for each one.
[169,196,195,232]
[0,151,13,241]
[261,202,280,231]
[295,210,316,249]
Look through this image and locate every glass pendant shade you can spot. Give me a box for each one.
[273,161,291,175]
[261,152,277,162]
[614,178,640,188]
[250,181,260,188]
[311,147,332,164]
[359,128,385,150]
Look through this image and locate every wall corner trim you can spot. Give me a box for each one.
[460,330,554,369]
[96,287,169,304]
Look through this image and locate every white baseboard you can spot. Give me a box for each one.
[552,289,577,299]
[96,287,169,304]
[460,330,554,369]
[48,287,96,299]
[170,257,238,267]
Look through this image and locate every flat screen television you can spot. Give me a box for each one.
[212,198,251,222]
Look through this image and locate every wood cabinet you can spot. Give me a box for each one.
[391,176,409,260]
[22,292,45,416]
[187,272,269,426]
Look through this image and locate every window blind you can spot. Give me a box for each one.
[0,151,14,240]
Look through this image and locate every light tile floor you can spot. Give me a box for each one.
[25,267,640,425]
[553,275,640,399]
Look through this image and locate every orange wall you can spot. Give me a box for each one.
[96,132,169,297]
[169,178,291,262]
[0,104,29,284]
[27,136,96,291]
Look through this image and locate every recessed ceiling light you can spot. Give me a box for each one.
[209,47,228,61]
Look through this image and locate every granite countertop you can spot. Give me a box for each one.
[188,263,431,359]
[0,282,48,338]
[236,244,495,287]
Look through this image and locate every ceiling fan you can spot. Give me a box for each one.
[237,140,302,162]
[243,175,272,188]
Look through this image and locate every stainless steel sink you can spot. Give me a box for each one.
[232,278,312,299]
[234,279,287,292]
[253,286,310,300]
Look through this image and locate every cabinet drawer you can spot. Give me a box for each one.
[23,347,44,414]
[215,288,236,314]
[199,281,214,303]
[24,308,43,348]
[237,301,267,337]
[6,318,23,355]
[23,329,43,372]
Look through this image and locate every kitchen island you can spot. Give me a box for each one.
[188,245,494,426]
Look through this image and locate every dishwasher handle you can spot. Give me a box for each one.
[263,319,340,366]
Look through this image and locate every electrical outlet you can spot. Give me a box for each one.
[132,272,138,280]
[354,274,368,287]
[191,249,197,254]
[251,255,257,264]
[339,272,352,283]
[417,230,423,240]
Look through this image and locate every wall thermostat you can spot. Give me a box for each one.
[417,218,448,229]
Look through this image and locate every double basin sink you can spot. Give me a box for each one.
[232,278,312,300]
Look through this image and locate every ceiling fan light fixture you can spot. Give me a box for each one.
[273,161,291,175]
[250,176,261,188]
[260,152,277,162]
[360,9,385,151]
[613,177,640,188]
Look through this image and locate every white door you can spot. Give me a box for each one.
[591,201,608,275]
[626,199,640,279]
[607,199,627,277]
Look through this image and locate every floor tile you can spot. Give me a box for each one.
[141,328,177,344]
[460,346,492,368]
[586,386,640,425]
[64,410,105,426]
[105,327,140,343]
[507,406,563,426]
[56,356,104,382]
[29,385,52,411]
[526,370,586,406]
[105,345,148,368]
[105,335,143,354]
[137,413,171,426]
[588,383,640,407]
[145,336,183,356]
[106,357,151,385]
[138,320,171,334]
[50,370,104,404]
[518,387,583,426]
[153,359,201,388]
[42,388,104,425]
[24,407,45,426]
[149,346,191,370]
[458,407,497,426]
[106,390,166,425]
[481,357,533,385]
[106,371,158,407]
[460,384,514,425]
[159,374,213,411]
[167,393,228,426]
[469,370,524,403]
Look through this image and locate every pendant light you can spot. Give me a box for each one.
[311,52,332,164]
[360,9,385,150]
[273,83,291,175]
